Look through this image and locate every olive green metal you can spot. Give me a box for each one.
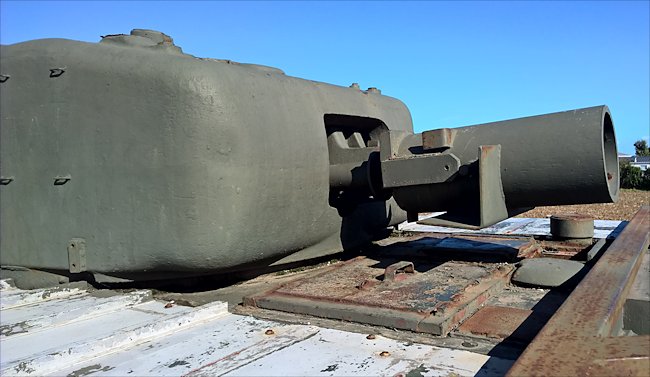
[384,106,619,227]
[0,29,620,281]
[0,30,409,280]
[550,214,595,240]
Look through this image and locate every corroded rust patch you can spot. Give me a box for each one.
[457,305,538,341]
[244,255,513,335]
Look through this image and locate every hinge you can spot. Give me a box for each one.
[67,238,87,273]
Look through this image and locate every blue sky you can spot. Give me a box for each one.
[1,1,648,154]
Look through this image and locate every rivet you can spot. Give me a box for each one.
[0,75,9,83]
[379,351,390,357]
[264,329,275,335]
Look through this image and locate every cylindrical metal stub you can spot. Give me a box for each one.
[550,214,595,239]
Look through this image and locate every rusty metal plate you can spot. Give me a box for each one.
[244,256,513,335]
[538,238,594,260]
[457,305,544,343]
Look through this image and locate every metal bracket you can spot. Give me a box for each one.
[54,175,71,185]
[379,129,412,159]
[67,238,87,273]
[384,261,415,282]
[418,145,511,229]
[422,128,456,151]
[0,177,14,185]
[381,153,461,188]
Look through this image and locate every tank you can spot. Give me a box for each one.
[0,29,619,281]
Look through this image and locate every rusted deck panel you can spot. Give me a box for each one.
[244,255,513,335]
[507,206,650,377]
[243,228,610,341]
[457,306,540,342]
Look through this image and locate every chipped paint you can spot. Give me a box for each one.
[1,290,152,339]
[1,286,86,310]
[405,364,429,377]
[0,284,511,376]
[244,258,512,336]
[66,364,114,377]
[0,321,31,337]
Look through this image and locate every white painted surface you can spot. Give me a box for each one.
[0,285,86,310]
[0,279,14,291]
[2,301,228,376]
[226,328,512,377]
[1,290,152,339]
[0,281,512,376]
[399,216,624,239]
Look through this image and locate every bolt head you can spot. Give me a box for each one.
[462,341,478,348]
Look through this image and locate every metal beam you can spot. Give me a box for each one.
[507,206,650,376]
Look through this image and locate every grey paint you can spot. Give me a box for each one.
[388,106,618,219]
[0,29,619,281]
[1,31,409,280]
[512,258,585,288]
[454,106,619,208]
[550,215,595,239]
